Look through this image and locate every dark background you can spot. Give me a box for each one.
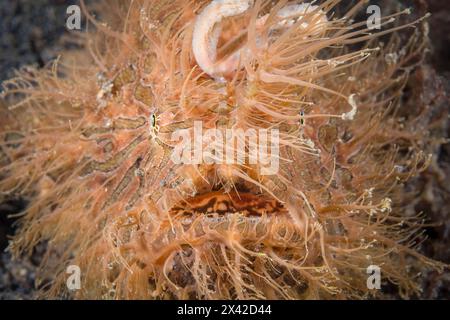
[0,0,448,299]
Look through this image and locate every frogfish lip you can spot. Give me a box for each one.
[147,190,298,265]
[156,190,298,246]
[169,190,287,218]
